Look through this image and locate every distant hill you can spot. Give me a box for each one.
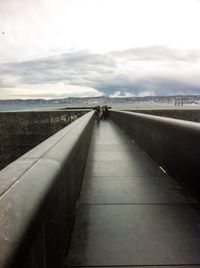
[1,95,200,105]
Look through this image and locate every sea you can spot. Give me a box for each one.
[0,103,70,112]
[0,101,200,112]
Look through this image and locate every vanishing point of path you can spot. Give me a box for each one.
[65,120,200,267]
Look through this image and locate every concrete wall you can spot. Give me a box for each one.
[0,110,90,170]
[110,110,200,199]
[0,111,95,268]
[126,109,200,123]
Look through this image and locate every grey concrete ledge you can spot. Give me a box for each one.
[0,111,94,196]
[0,110,95,268]
[111,110,200,137]
[109,110,200,199]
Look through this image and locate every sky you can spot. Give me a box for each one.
[0,0,200,99]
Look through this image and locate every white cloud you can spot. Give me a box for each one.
[110,91,136,98]
[0,83,103,99]
[1,0,200,99]
[138,90,155,97]
[1,0,200,64]
[0,47,200,98]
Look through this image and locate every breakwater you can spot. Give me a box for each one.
[0,110,90,170]
[128,109,200,123]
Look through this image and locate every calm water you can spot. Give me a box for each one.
[0,101,200,112]
[0,103,75,112]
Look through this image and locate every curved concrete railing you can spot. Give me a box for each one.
[110,110,200,199]
[0,111,95,268]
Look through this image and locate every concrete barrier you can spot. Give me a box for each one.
[0,110,90,170]
[110,110,200,199]
[125,109,200,123]
[0,111,95,268]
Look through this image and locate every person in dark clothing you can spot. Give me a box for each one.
[95,106,101,124]
[102,105,108,119]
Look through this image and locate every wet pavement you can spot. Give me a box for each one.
[65,120,200,267]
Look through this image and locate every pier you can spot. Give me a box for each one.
[0,110,200,267]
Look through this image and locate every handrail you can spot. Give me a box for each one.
[0,111,95,268]
[110,110,200,199]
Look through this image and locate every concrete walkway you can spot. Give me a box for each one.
[65,120,200,267]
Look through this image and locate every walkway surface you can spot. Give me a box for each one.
[65,120,200,267]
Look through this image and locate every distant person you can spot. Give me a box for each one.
[104,105,109,118]
[101,106,105,119]
[102,105,108,119]
[95,106,101,124]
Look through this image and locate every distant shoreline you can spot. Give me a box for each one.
[1,102,200,112]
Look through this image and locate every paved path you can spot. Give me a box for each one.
[65,120,200,267]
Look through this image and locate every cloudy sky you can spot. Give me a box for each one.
[0,0,200,99]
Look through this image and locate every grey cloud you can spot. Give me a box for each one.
[0,50,116,87]
[0,50,116,88]
[0,46,200,97]
[111,46,200,62]
[91,68,200,96]
[98,77,200,96]
[1,50,115,74]
[0,80,15,88]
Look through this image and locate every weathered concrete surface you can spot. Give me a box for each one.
[65,120,200,267]
[110,110,200,200]
[0,110,90,170]
[0,111,95,268]
[127,109,200,122]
